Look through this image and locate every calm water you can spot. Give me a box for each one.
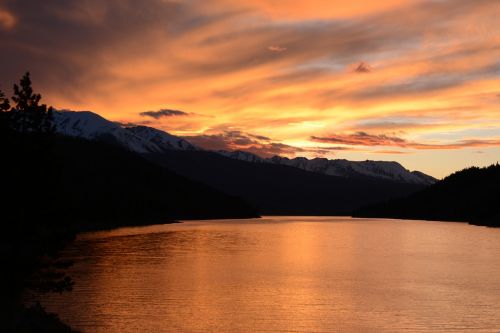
[37,217,500,332]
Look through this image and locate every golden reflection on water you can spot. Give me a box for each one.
[39,217,500,332]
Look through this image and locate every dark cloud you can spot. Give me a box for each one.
[184,130,349,157]
[311,132,406,146]
[242,143,350,158]
[353,62,371,73]
[248,133,271,141]
[246,143,304,157]
[140,109,189,119]
[0,0,242,99]
[355,121,426,130]
[183,131,263,151]
[311,132,500,150]
[0,1,171,74]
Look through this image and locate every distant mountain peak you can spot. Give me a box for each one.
[217,150,265,163]
[217,150,436,185]
[53,110,198,153]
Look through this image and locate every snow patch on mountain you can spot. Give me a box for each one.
[127,126,197,151]
[53,110,198,153]
[217,150,266,163]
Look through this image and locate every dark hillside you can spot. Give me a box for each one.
[146,150,426,215]
[354,164,500,227]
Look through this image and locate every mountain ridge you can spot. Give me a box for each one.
[53,110,435,185]
[218,150,436,185]
[145,149,426,215]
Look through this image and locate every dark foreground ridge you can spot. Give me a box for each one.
[53,136,259,227]
[354,164,500,227]
[145,150,425,216]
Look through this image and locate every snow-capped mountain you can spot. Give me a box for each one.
[53,110,435,185]
[217,150,266,163]
[270,156,436,184]
[53,110,198,153]
[217,150,436,185]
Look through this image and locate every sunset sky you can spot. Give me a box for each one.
[1,0,500,177]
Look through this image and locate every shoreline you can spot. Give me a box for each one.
[351,214,499,228]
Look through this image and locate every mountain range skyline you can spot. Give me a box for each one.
[54,107,494,179]
[53,109,435,182]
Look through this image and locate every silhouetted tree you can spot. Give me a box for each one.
[0,89,9,111]
[0,89,10,134]
[354,164,500,227]
[10,72,54,135]
[0,74,75,332]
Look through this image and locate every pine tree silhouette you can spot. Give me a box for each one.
[10,72,54,135]
[0,89,10,134]
[0,89,9,111]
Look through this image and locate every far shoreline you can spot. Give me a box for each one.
[74,215,500,238]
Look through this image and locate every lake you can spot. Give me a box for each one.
[37,217,500,332]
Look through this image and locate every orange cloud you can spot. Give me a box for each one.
[217,0,416,20]
[0,9,15,30]
[1,0,500,176]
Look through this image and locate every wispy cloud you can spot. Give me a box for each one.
[312,132,500,150]
[268,45,287,52]
[312,132,406,146]
[371,150,410,155]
